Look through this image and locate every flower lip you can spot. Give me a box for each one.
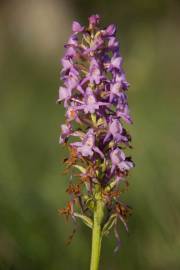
[64,72,79,90]
[103,24,116,36]
[72,21,84,32]
[110,148,134,173]
[71,129,95,157]
[70,129,104,159]
[64,46,77,58]
[87,94,96,106]
[72,87,110,114]
[83,129,95,147]
[109,119,122,134]
[61,58,73,71]
[58,86,71,102]
[89,59,101,84]
[59,123,72,144]
[111,82,121,94]
[108,37,119,49]
[111,56,123,70]
[103,117,129,144]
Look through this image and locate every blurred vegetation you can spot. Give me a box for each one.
[0,0,180,269]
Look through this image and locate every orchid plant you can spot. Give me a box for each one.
[58,14,134,270]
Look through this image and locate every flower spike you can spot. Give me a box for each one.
[58,14,134,270]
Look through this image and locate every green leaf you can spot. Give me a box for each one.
[73,165,86,173]
[102,214,117,236]
[74,213,93,229]
[104,180,117,192]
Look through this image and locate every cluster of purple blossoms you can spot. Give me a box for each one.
[58,15,134,244]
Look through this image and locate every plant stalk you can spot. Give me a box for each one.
[90,199,105,270]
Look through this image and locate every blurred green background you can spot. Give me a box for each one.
[0,0,180,269]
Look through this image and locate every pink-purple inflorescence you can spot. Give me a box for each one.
[58,14,134,245]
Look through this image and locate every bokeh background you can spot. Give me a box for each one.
[0,0,180,269]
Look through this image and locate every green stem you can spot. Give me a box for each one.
[90,199,105,270]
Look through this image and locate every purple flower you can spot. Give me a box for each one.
[64,46,77,58]
[109,82,121,102]
[110,148,133,173]
[61,60,79,81]
[74,87,109,114]
[80,58,102,84]
[66,105,79,122]
[64,72,79,89]
[83,87,100,113]
[59,123,72,144]
[117,103,132,124]
[110,55,122,70]
[72,21,84,33]
[103,55,122,73]
[115,72,129,90]
[104,119,123,143]
[88,14,100,27]
[89,59,101,84]
[71,129,104,158]
[61,58,72,71]
[103,24,116,36]
[58,86,71,106]
[108,37,119,50]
